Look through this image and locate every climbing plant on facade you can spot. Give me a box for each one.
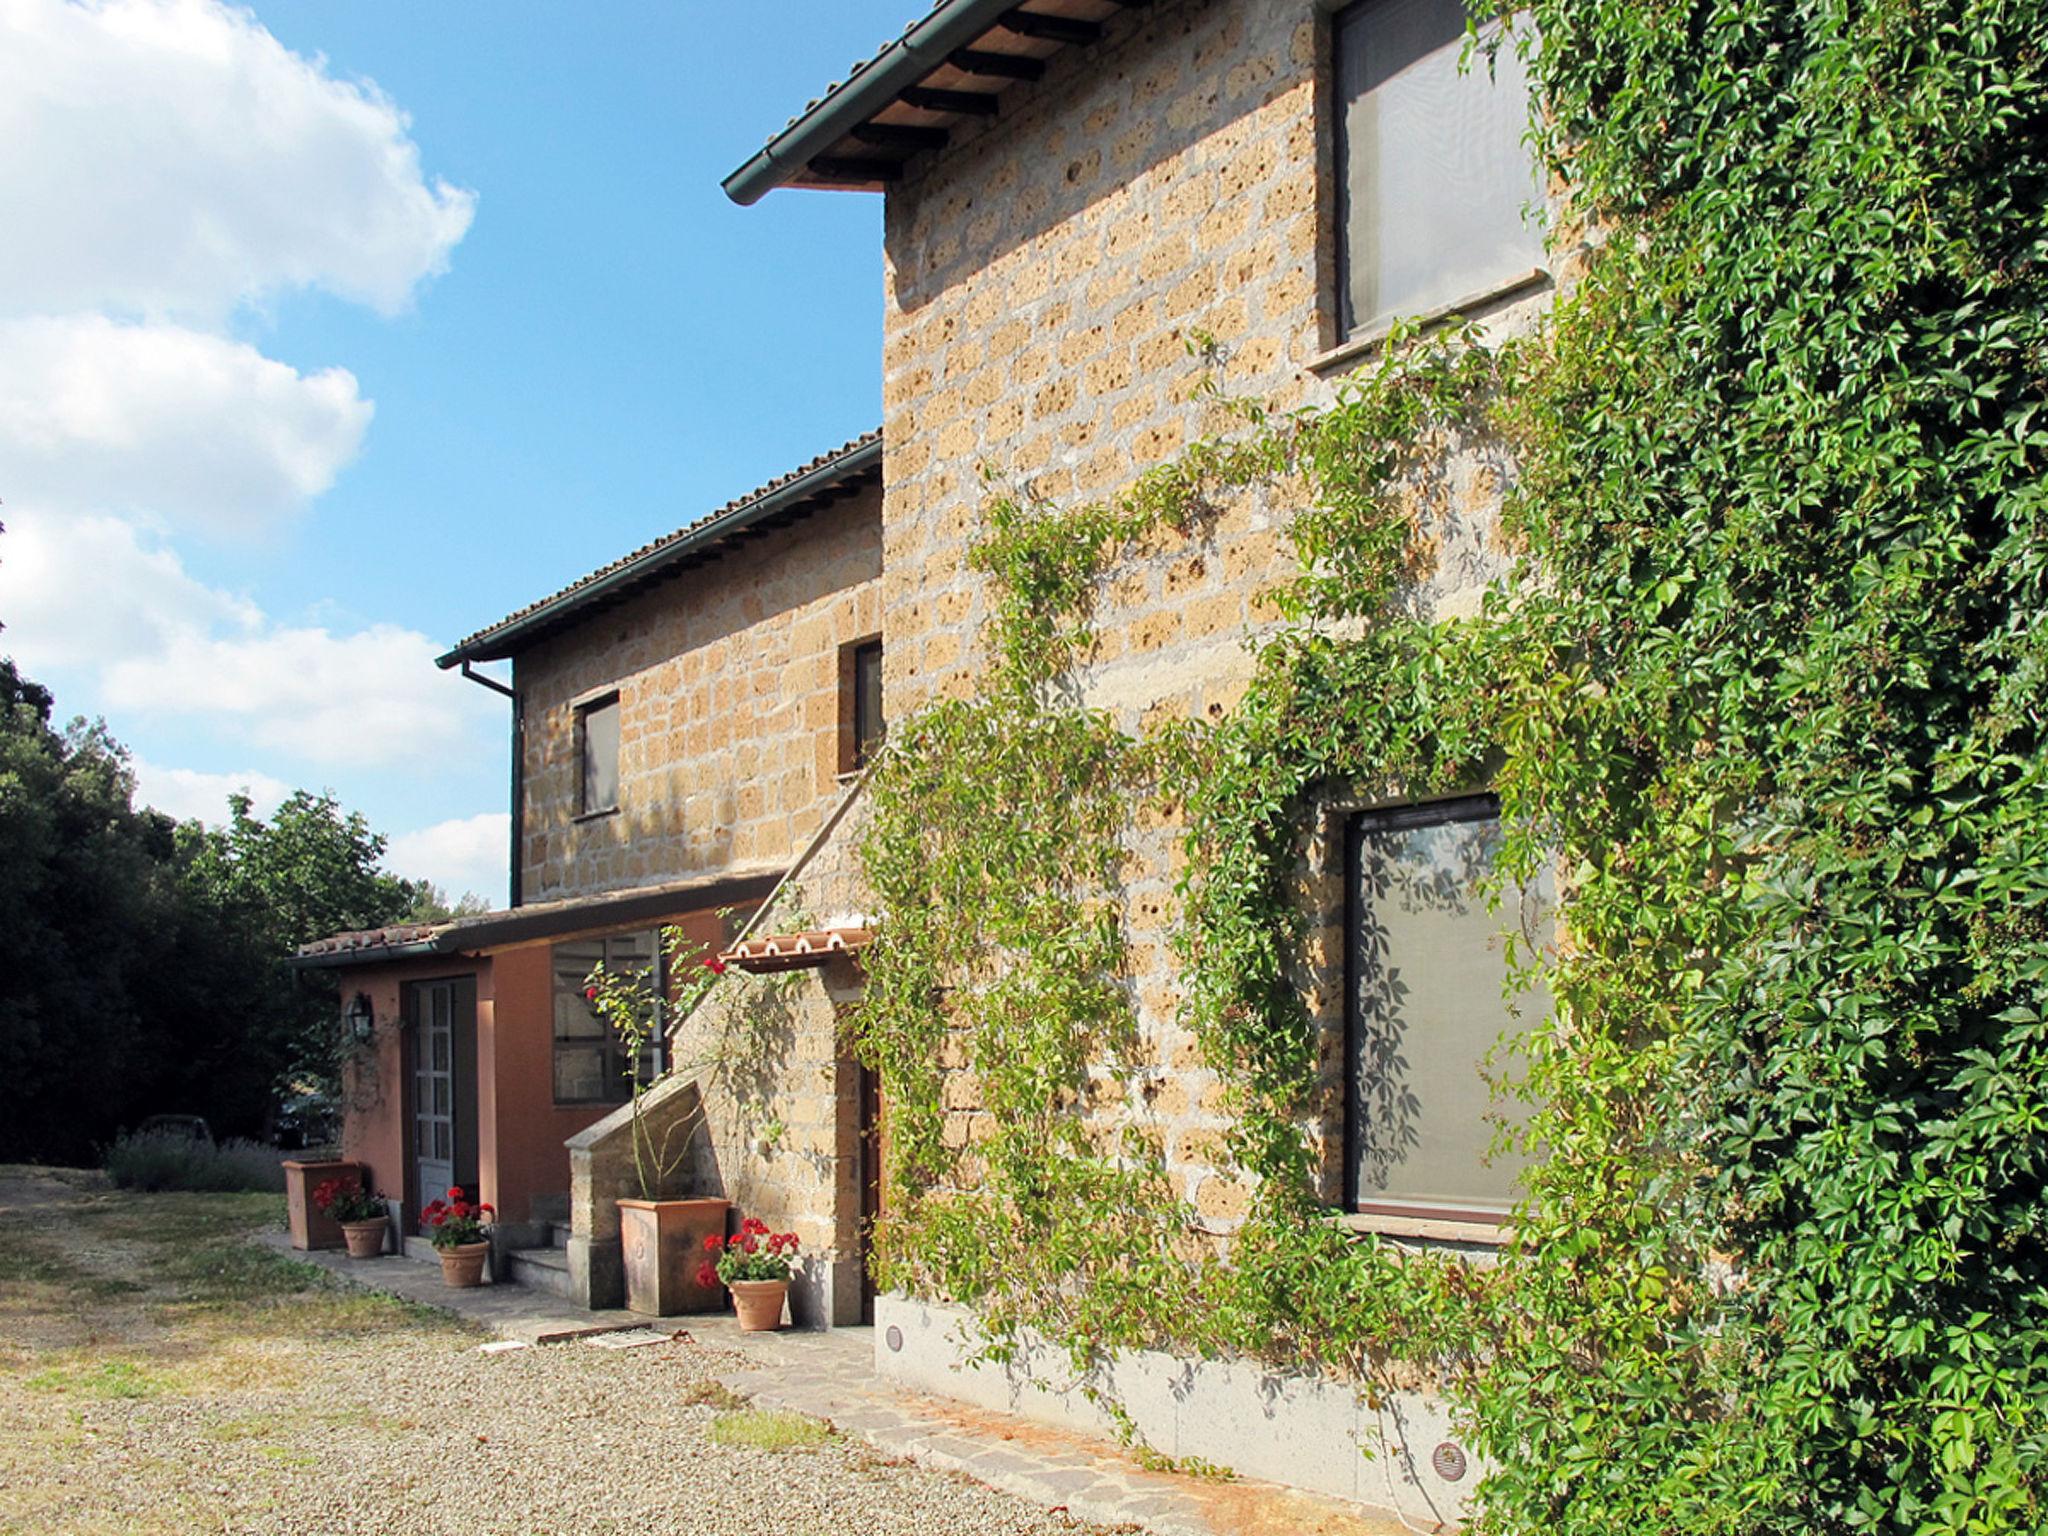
[856,1,2048,1533]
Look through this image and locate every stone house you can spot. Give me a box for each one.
[308,0,1562,1520]
[300,434,889,1301]
[712,0,1565,1521]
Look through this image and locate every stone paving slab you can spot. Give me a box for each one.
[272,1230,1423,1536]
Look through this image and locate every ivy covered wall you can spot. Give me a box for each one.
[851,1,2048,1532]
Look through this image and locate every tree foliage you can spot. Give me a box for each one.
[0,659,423,1161]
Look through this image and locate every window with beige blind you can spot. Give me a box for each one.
[1346,794,1550,1221]
[1334,0,1544,339]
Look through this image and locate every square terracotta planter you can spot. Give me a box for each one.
[282,1159,359,1251]
[617,1197,729,1316]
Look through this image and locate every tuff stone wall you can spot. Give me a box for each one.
[876,0,1559,1227]
[515,486,884,902]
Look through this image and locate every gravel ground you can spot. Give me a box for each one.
[0,1170,1123,1536]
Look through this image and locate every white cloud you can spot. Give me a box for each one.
[130,756,290,824]
[102,621,491,767]
[0,508,493,770]
[0,508,261,670]
[386,813,509,906]
[0,0,475,322]
[0,316,372,535]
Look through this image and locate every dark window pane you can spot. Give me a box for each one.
[551,932,655,1102]
[1336,0,1542,334]
[1348,795,1549,1214]
[853,641,885,767]
[581,697,620,813]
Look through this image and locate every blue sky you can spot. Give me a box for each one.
[0,0,919,901]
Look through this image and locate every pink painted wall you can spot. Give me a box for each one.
[477,943,611,1225]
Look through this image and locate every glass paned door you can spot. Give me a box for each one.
[414,980,456,1215]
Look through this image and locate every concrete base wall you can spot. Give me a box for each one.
[874,1294,1481,1529]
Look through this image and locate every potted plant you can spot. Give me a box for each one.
[699,1217,800,1331]
[583,927,732,1316]
[313,1176,390,1259]
[420,1186,494,1287]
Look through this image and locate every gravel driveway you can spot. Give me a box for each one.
[0,1170,1123,1536]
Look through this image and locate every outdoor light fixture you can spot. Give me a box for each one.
[345,993,375,1044]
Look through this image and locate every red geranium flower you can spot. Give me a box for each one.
[584,985,599,1002]
[703,1233,723,1253]
[695,1262,718,1289]
[447,1186,465,1202]
[703,956,728,976]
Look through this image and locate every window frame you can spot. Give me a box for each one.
[838,635,886,777]
[576,692,622,819]
[550,930,663,1107]
[1325,0,1548,358]
[1340,791,1536,1241]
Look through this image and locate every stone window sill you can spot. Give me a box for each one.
[1307,266,1552,377]
[1325,1208,1511,1247]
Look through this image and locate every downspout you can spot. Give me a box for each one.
[458,661,522,909]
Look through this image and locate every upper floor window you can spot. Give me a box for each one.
[1334,0,1543,339]
[578,693,620,816]
[853,640,885,768]
[552,930,662,1105]
[840,638,886,775]
[1346,793,1550,1223]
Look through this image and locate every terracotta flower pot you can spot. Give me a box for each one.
[437,1240,490,1288]
[339,1218,387,1259]
[617,1197,730,1316]
[729,1278,787,1332]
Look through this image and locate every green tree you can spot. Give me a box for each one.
[0,653,425,1159]
[180,790,423,1131]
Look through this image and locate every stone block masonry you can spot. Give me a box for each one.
[515,486,883,903]
[875,0,1559,1233]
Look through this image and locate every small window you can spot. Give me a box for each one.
[552,931,662,1105]
[853,640,885,768]
[838,638,886,775]
[1334,0,1543,338]
[578,694,620,816]
[1345,794,1549,1220]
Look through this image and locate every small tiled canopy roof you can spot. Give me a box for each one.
[720,927,875,974]
[723,0,1142,203]
[293,868,784,970]
[436,431,881,667]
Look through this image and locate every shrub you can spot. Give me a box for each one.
[103,1129,285,1193]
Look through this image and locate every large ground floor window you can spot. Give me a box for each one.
[552,930,663,1105]
[1345,793,1550,1222]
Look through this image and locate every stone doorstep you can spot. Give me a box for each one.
[271,1228,1411,1536]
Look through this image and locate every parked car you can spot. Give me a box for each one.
[135,1114,212,1144]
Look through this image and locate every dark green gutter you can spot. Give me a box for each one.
[435,434,881,668]
[721,0,1021,206]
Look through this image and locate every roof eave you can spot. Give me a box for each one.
[435,435,883,669]
[291,937,448,971]
[722,0,1022,206]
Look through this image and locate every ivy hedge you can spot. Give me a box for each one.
[853,1,2048,1531]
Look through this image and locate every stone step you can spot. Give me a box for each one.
[507,1246,575,1301]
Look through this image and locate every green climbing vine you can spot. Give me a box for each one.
[855,2,2048,1533]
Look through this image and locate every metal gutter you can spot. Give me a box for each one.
[721,0,1021,206]
[434,435,883,668]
